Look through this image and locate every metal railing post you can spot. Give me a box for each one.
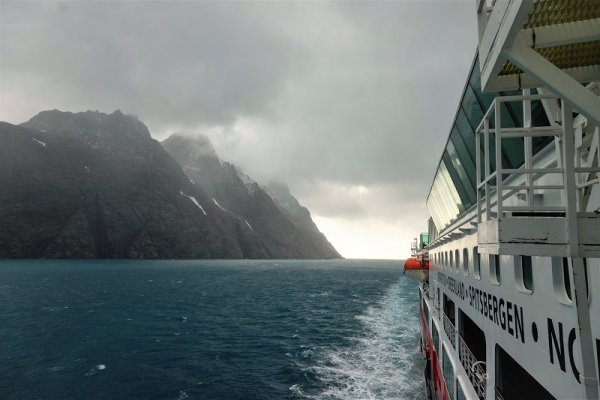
[523,89,533,207]
[484,112,491,221]
[477,123,482,222]
[495,100,503,218]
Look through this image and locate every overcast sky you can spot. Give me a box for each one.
[1,1,478,259]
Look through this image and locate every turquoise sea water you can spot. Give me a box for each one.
[0,260,424,399]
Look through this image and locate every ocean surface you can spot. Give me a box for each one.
[0,260,424,400]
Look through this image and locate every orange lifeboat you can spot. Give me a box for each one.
[403,257,429,282]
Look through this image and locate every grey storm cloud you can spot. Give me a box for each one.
[1,0,477,248]
[1,1,308,126]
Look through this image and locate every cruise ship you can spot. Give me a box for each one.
[407,1,600,399]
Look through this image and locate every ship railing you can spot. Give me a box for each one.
[422,282,431,301]
[442,312,456,349]
[495,387,505,400]
[475,93,600,223]
[458,333,486,398]
[474,92,600,258]
[475,93,567,223]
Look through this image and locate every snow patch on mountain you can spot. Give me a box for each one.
[180,191,207,215]
[212,198,226,212]
[33,138,46,147]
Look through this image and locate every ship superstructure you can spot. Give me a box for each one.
[412,2,600,399]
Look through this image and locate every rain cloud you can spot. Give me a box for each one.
[1,1,477,258]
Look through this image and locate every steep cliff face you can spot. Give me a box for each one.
[0,110,340,259]
[161,134,341,259]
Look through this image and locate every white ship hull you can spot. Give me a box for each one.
[413,2,600,399]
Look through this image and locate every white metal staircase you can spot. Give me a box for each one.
[475,91,600,258]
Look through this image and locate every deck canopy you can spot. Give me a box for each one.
[477,0,600,125]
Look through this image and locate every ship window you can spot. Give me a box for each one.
[473,247,480,279]
[450,129,476,189]
[469,64,497,108]
[443,151,473,209]
[449,251,454,270]
[446,140,476,204]
[461,84,485,133]
[432,321,440,353]
[563,258,572,301]
[551,257,573,305]
[583,258,590,299]
[522,256,533,291]
[490,254,501,285]
[495,345,557,400]
[442,345,455,400]
[454,249,459,272]
[515,255,533,293]
[462,248,468,276]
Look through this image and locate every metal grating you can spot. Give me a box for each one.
[523,0,600,29]
[458,333,486,398]
[443,312,456,349]
[500,40,600,75]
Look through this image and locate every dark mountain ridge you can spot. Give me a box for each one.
[0,110,341,259]
[162,133,341,259]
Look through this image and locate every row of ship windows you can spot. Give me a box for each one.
[431,249,589,302]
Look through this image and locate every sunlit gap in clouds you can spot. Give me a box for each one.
[303,181,429,260]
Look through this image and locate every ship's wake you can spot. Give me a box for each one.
[311,279,425,399]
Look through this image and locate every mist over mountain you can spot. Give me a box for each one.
[0,110,340,259]
[161,133,341,259]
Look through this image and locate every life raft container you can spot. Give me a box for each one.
[403,257,429,281]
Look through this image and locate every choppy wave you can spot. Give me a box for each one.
[0,259,420,399]
[311,280,424,399]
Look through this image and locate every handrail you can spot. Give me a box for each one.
[475,93,575,223]
[475,94,558,134]
[495,387,506,400]
[422,282,431,301]
[443,312,456,349]
[458,333,486,398]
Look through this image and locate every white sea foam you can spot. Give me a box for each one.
[85,364,106,376]
[289,384,304,397]
[312,280,424,399]
[177,390,189,400]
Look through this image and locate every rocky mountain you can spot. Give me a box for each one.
[161,134,341,259]
[0,110,341,259]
